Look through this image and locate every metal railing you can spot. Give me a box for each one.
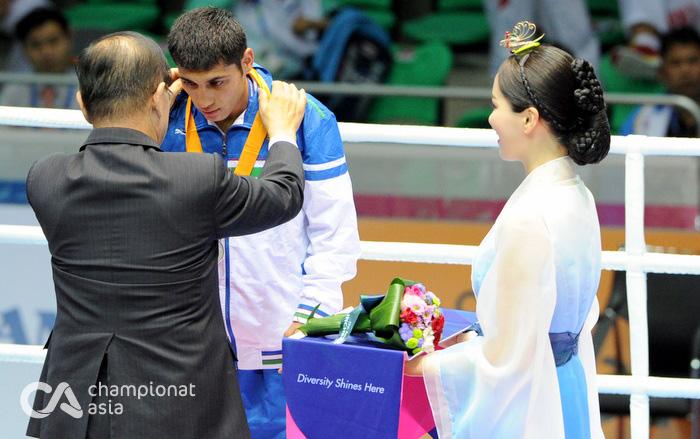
[1,72,698,136]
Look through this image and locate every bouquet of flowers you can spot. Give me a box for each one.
[398,283,445,354]
[294,278,445,355]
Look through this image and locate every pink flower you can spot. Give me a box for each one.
[403,294,427,314]
[403,285,423,297]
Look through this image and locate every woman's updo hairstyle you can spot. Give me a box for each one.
[497,44,610,165]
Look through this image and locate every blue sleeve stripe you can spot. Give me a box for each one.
[262,350,283,356]
[304,163,348,181]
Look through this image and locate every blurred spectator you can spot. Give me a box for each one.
[484,0,600,74]
[0,0,50,71]
[0,7,77,109]
[621,27,700,137]
[234,0,328,79]
[614,0,700,79]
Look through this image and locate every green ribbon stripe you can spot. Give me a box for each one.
[298,277,417,351]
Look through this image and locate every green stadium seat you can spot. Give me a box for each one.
[437,0,482,11]
[164,0,235,33]
[456,106,491,129]
[183,0,234,9]
[598,54,664,134]
[334,0,391,8]
[368,41,453,126]
[587,0,624,47]
[363,10,395,30]
[595,17,626,47]
[66,3,159,33]
[84,0,156,4]
[331,0,395,31]
[587,0,619,16]
[402,11,489,46]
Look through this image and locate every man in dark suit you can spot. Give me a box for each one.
[25,31,306,439]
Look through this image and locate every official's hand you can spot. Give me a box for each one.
[258,81,306,140]
[167,68,182,109]
[278,321,305,374]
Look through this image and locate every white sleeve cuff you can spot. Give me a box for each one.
[269,135,299,149]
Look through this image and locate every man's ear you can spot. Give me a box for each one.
[152,82,167,114]
[523,106,539,134]
[241,48,254,73]
[76,91,91,124]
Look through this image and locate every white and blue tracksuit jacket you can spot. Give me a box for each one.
[161,65,360,369]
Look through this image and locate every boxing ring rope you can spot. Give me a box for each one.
[1,107,700,438]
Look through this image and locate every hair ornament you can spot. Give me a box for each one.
[499,21,544,55]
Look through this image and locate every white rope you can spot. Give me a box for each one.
[2,342,700,401]
[0,106,90,130]
[0,343,45,363]
[2,106,700,155]
[359,241,476,264]
[598,374,700,399]
[3,228,699,274]
[0,224,47,245]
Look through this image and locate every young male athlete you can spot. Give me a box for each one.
[162,7,361,438]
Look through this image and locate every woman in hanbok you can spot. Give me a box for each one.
[405,22,611,438]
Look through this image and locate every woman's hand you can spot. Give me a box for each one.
[404,352,429,377]
[440,330,478,348]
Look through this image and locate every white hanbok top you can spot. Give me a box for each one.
[424,156,604,438]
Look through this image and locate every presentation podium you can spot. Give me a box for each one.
[283,309,475,438]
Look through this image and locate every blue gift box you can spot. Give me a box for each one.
[283,308,475,439]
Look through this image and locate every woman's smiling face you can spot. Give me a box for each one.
[488,74,527,162]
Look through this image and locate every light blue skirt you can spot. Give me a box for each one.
[556,354,590,438]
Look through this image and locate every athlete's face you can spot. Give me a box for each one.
[178,51,253,123]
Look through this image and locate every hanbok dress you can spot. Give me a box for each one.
[424,156,605,438]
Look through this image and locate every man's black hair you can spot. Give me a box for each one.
[661,26,700,58]
[168,7,247,71]
[15,7,69,42]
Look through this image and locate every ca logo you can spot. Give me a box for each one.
[20,382,83,419]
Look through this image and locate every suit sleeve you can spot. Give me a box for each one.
[25,160,37,207]
[214,141,304,238]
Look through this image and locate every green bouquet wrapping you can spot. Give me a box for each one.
[295,277,445,354]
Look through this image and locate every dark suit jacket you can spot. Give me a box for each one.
[25,127,304,439]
